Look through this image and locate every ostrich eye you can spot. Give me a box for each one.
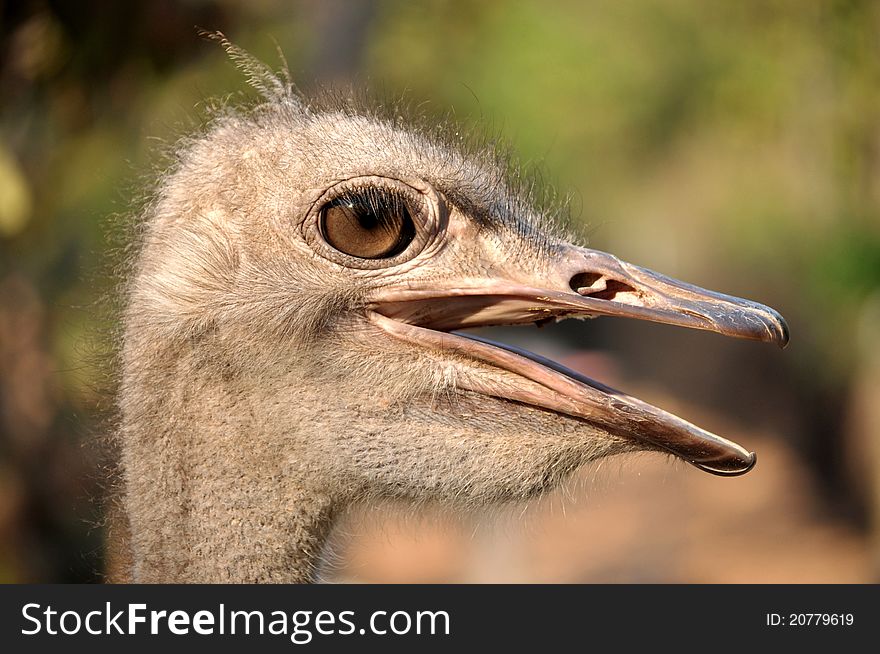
[320,190,417,259]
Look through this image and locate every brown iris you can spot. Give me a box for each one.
[320,192,417,259]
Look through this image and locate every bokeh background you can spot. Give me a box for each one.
[1,0,879,582]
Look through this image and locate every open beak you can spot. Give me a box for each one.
[369,245,789,476]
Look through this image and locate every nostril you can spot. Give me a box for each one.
[571,272,638,302]
[569,272,604,293]
[590,279,638,301]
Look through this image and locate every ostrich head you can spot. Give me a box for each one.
[117,47,788,582]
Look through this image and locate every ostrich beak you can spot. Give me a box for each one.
[370,245,789,476]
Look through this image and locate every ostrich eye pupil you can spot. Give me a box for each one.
[320,193,417,259]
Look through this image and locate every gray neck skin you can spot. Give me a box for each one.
[126,426,334,583]
[119,332,345,583]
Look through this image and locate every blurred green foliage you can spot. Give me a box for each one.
[0,0,877,581]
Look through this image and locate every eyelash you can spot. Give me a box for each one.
[329,186,410,217]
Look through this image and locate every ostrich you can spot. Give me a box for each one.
[115,47,788,583]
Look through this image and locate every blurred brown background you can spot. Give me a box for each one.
[0,0,878,583]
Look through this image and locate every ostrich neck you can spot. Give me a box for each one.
[120,355,338,583]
